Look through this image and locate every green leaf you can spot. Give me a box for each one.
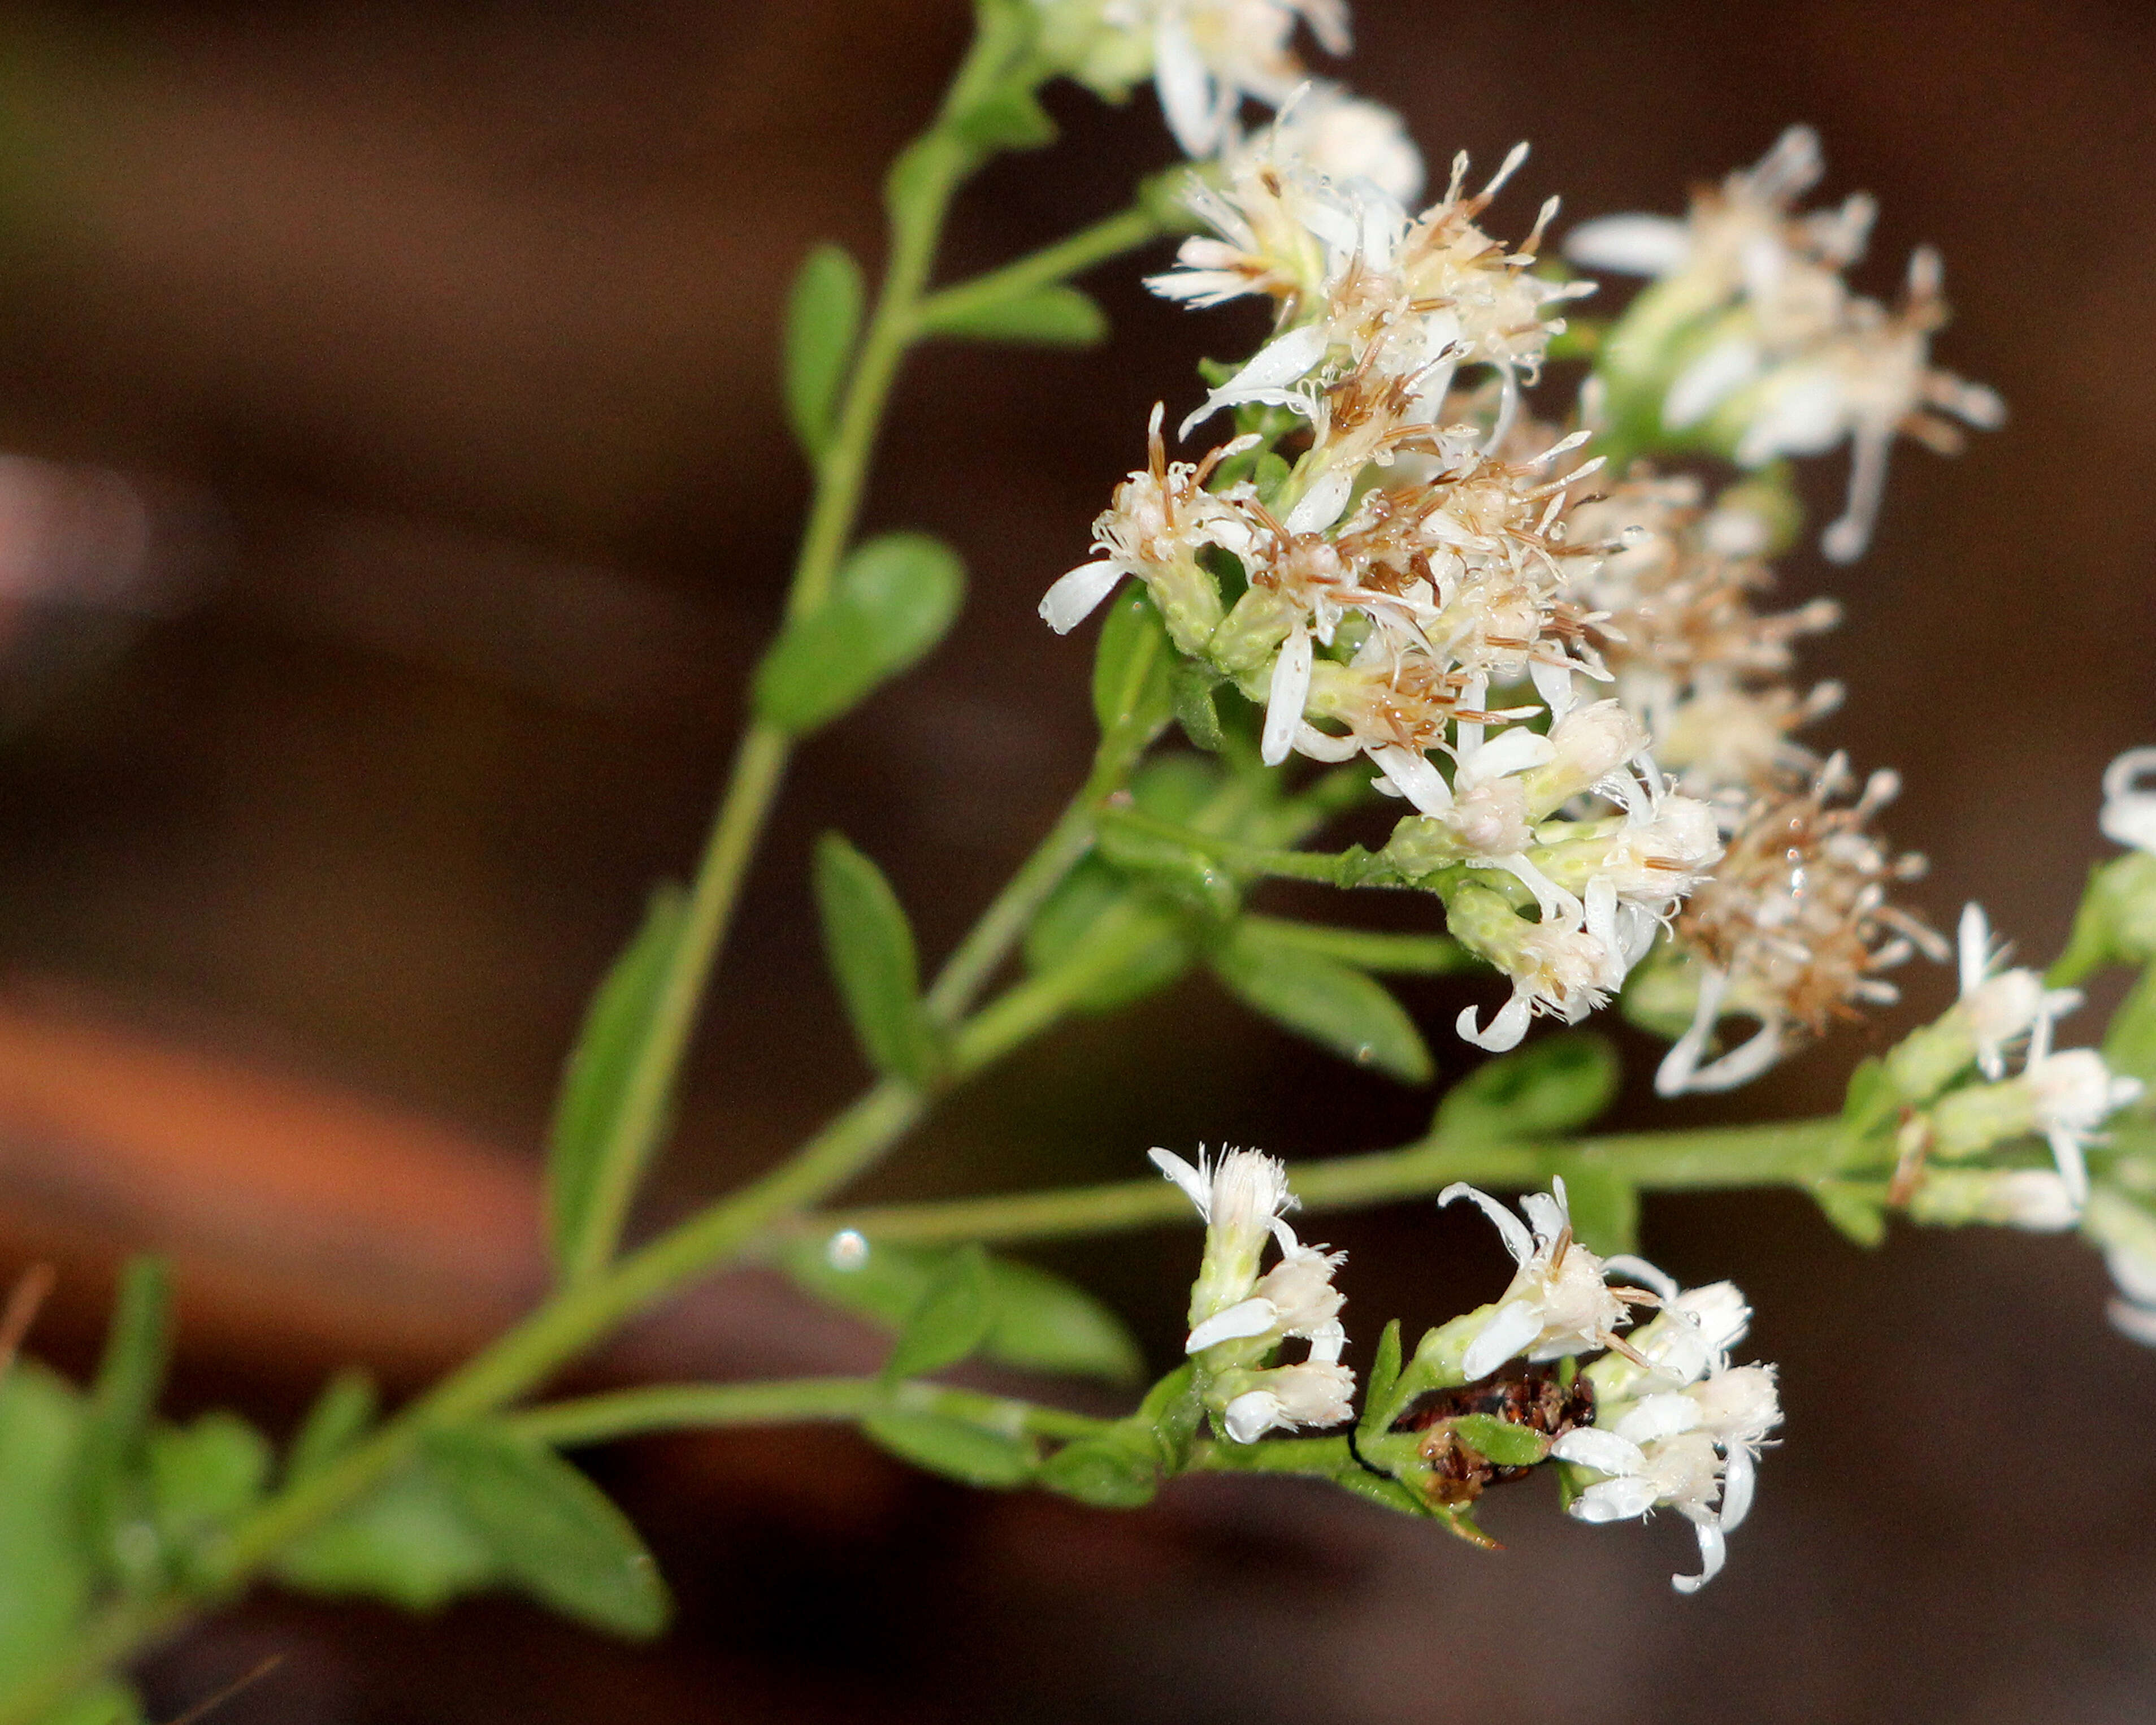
[422,1427,670,1640]
[1038,1429,1159,1507]
[753,532,967,735]
[923,284,1105,345]
[860,1413,1034,1488]
[2103,961,2156,1091]
[548,885,689,1280]
[1236,916,1469,976]
[78,1258,172,1585]
[949,85,1057,152]
[983,1260,1143,1385]
[1840,1054,1898,1138]
[1329,1466,1433,1518]
[1361,1319,1403,1435]
[884,1245,995,1382]
[1556,1163,1639,1257]
[1435,1032,1619,1141]
[1210,920,1433,1084]
[1447,1412,1552,1469]
[0,1366,95,1692]
[1812,1180,1889,1249]
[1133,1363,1203,1472]
[783,243,865,460]
[40,1679,145,1725]
[287,1369,379,1483]
[813,834,940,1087]
[274,1451,500,1612]
[147,1412,270,1559]
[1024,859,1191,1012]
[782,1240,1142,1384]
[1097,816,1239,921]
[1090,588,1174,740]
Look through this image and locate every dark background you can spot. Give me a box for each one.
[0,1,2146,1719]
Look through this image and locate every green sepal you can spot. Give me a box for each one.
[1172,662,1226,752]
[420,1427,670,1640]
[782,242,865,460]
[883,1245,996,1383]
[1812,1179,1889,1247]
[1209,920,1433,1083]
[1090,588,1175,742]
[1037,1427,1160,1507]
[922,284,1105,345]
[1435,1031,1619,1141]
[546,884,688,1280]
[753,532,966,735]
[1841,1054,1900,1139]
[860,1414,1035,1488]
[813,834,942,1088]
[1446,1412,1551,1469]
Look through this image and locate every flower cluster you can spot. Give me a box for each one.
[1151,1146,1355,1441]
[1555,1269,1781,1593]
[1567,124,2003,565]
[1044,127,1727,1053]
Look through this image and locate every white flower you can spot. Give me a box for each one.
[2020,1004,2144,1206]
[1151,1145,1298,1324]
[1093,0,1353,157]
[1234,80,1422,203]
[2106,1242,2156,1347]
[2101,747,2156,853]
[1438,1180,1649,1373]
[1955,901,2079,1081]
[1558,1273,1782,1592]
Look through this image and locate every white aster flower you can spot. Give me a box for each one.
[2102,747,2156,853]
[1438,1180,1650,1374]
[1955,901,2079,1082]
[1558,1273,1781,1592]
[1232,80,1422,203]
[1151,1144,1298,1324]
[2020,1005,2144,1207]
[2106,1242,2156,1348]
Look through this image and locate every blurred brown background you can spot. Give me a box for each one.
[0,0,2146,1719]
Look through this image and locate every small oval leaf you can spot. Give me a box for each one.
[884,1245,996,1382]
[860,1412,1034,1489]
[1038,1431,1159,1507]
[1435,1031,1620,1142]
[422,1427,669,1639]
[1024,860,1191,1013]
[814,834,939,1087]
[1211,921,1433,1084]
[548,886,689,1280]
[753,532,966,734]
[1090,588,1174,740]
[783,243,865,460]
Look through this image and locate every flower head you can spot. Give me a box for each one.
[1438,1180,1650,1375]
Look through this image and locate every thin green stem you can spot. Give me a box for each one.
[914,203,1165,336]
[806,1117,1848,1249]
[1097,803,1367,886]
[508,1377,1110,1449]
[1188,1434,1353,1477]
[1236,915,1470,975]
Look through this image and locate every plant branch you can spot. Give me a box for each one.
[914,203,1165,337]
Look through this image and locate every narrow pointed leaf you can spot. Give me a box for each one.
[1361,1319,1403,1436]
[1436,1031,1620,1141]
[1090,588,1174,740]
[783,242,865,459]
[949,84,1057,152]
[1447,1412,1551,1469]
[422,1427,670,1639]
[287,1369,380,1483]
[547,885,689,1280]
[1555,1162,1639,1256]
[860,1414,1034,1488]
[0,1366,96,1690]
[78,1257,172,1582]
[1025,859,1191,1012]
[884,1244,995,1382]
[1211,921,1433,1083]
[274,1452,500,1611]
[922,284,1106,345]
[753,532,966,734]
[1238,916,1470,975]
[2103,960,2156,1090]
[1038,1429,1159,1507]
[814,834,939,1087]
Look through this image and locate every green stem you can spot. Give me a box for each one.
[1097,803,1367,885]
[914,203,1165,336]
[1188,1434,1353,1477]
[509,1377,1110,1448]
[806,1117,1847,1249]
